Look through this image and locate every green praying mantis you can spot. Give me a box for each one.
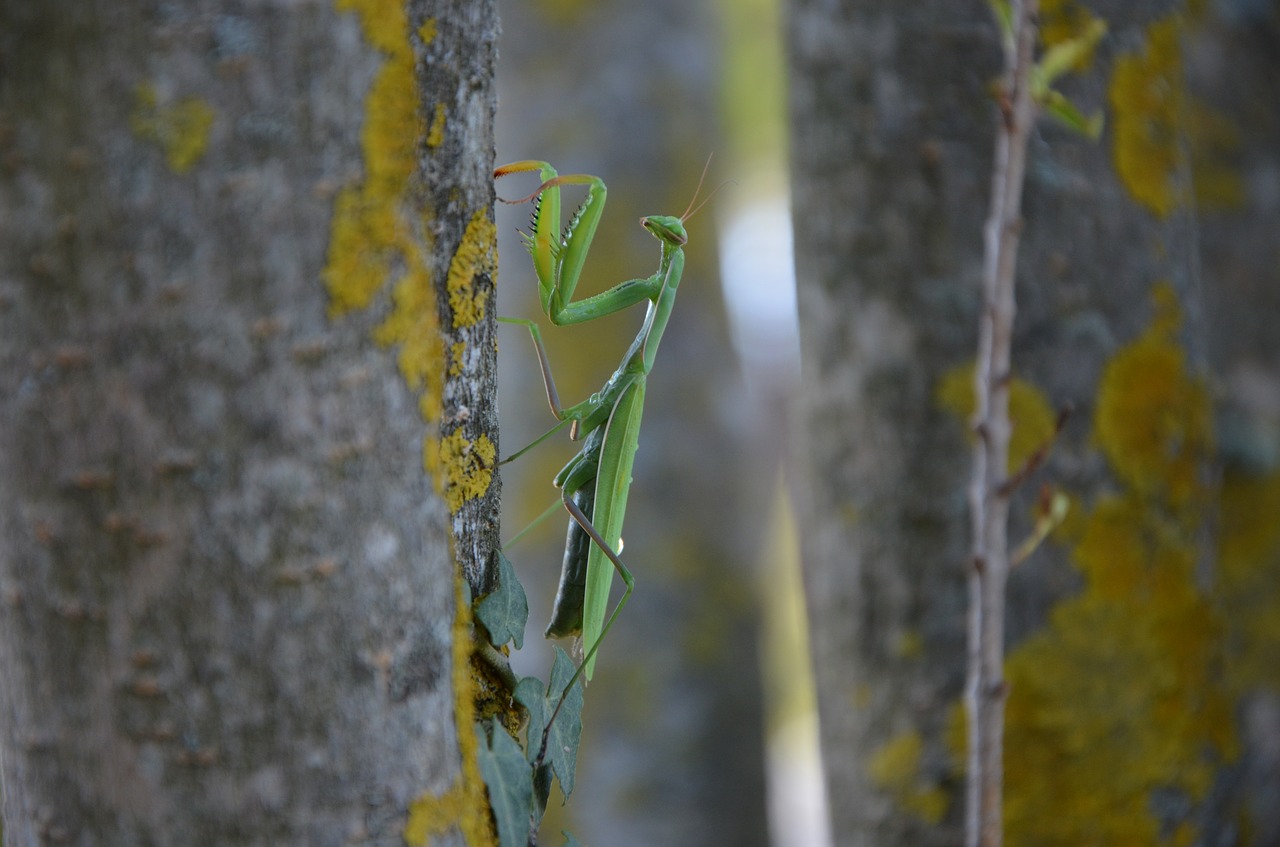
[495,158,715,757]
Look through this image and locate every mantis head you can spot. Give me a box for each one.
[641,215,688,246]
[640,154,730,247]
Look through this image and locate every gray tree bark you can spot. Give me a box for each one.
[0,1,499,845]
[788,1,1280,845]
[787,6,992,843]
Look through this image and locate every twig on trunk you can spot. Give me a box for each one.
[965,3,1040,846]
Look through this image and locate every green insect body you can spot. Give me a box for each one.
[495,158,709,758]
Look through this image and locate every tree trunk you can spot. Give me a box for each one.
[787,1,1280,844]
[0,1,500,844]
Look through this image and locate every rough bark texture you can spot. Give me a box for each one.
[788,1,1280,845]
[787,5,997,843]
[0,1,498,845]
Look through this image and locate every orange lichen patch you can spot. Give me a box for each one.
[130,83,215,174]
[1108,14,1243,218]
[1094,283,1211,509]
[867,729,949,825]
[936,363,1058,474]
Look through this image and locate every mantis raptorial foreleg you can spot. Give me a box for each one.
[495,158,716,763]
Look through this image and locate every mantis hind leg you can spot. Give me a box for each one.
[535,490,634,768]
[543,481,596,639]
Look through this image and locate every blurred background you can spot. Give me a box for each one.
[493,0,820,845]
[491,1,1280,845]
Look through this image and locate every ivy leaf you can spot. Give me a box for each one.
[475,551,529,650]
[475,720,534,847]
[512,674,551,821]
[514,648,584,802]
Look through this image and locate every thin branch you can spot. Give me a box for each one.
[996,404,1071,498]
[965,3,1040,847]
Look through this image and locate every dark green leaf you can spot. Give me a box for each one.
[475,720,535,847]
[475,551,529,650]
[514,648,583,801]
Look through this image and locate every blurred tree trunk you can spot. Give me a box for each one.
[787,1,1280,845]
[494,2,767,845]
[0,2,500,845]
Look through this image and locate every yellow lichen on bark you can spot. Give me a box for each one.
[325,3,494,843]
[427,102,448,149]
[372,228,444,428]
[404,577,497,847]
[130,83,215,174]
[1108,13,1243,218]
[1002,284,1235,846]
[324,0,456,471]
[324,0,422,316]
[1218,465,1280,694]
[448,211,497,329]
[936,363,1058,474]
[1094,284,1211,508]
[867,729,949,825]
[440,431,497,514]
[419,17,438,45]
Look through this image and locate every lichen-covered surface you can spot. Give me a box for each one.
[789,0,1280,844]
[0,1,498,844]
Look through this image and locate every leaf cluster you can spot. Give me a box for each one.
[474,553,587,847]
[988,0,1108,138]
